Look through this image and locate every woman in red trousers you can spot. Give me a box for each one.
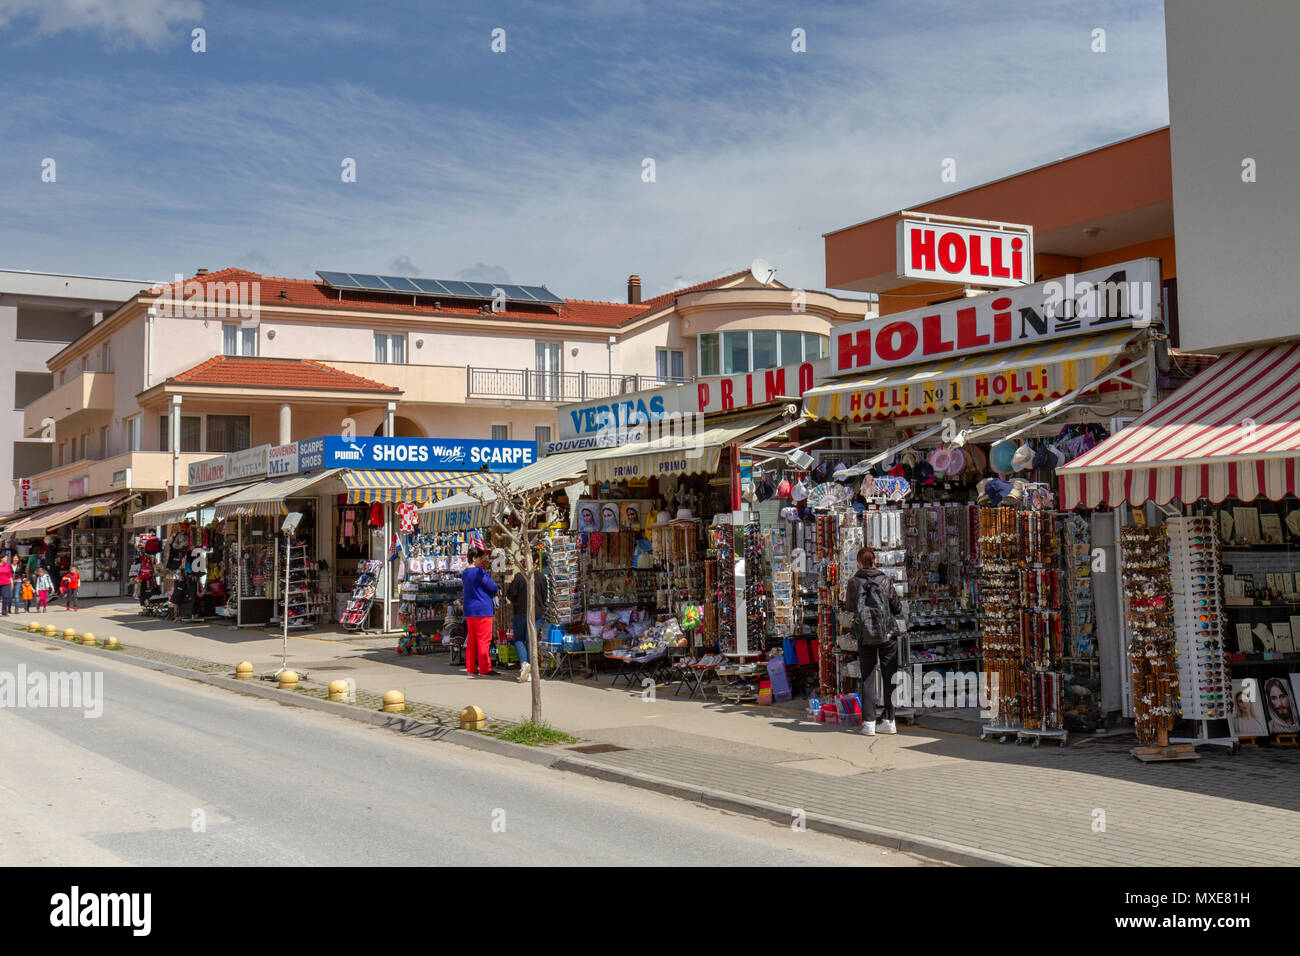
[460,547,500,677]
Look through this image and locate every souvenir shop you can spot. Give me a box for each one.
[3,491,135,598]
[1058,344,1300,752]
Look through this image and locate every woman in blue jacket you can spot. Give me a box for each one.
[461,547,500,676]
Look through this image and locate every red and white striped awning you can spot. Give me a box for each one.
[1059,345,1300,508]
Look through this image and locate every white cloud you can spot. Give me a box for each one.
[0,0,203,48]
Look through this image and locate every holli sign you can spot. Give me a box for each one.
[897,217,1033,288]
[833,258,1160,374]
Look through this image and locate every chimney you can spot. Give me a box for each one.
[627,274,641,304]
[195,268,209,277]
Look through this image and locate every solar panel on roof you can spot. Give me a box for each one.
[500,284,538,301]
[349,274,385,289]
[463,282,497,297]
[435,280,476,297]
[521,285,564,304]
[412,278,451,295]
[317,271,362,288]
[379,276,421,293]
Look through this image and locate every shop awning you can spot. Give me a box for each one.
[1059,345,1300,508]
[584,410,787,484]
[341,470,493,504]
[802,328,1145,422]
[213,470,343,519]
[130,484,256,527]
[417,449,591,533]
[3,492,130,540]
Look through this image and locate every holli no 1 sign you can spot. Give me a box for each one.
[832,258,1161,374]
[896,216,1033,288]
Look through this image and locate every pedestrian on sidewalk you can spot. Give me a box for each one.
[20,575,34,612]
[62,566,81,611]
[845,546,902,736]
[0,555,13,616]
[461,547,499,677]
[35,566,53,611]
[506,555,547,683]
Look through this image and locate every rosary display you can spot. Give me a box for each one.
[1120,525,1180,747]
[978,507,1023,726]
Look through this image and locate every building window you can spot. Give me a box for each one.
[222,323,256,356]
[699,334,719,376]
[123,416,140,452]
[656,348,685,380]
[535,425,552,454]
[14,371,53,410]
[159,414,202,452]
[99,425,110,459]
[779,331,802,365]
[102,342,112,373]
[751,331,778,371]
[374,332,406,363]
[722,331,751,374]
[803,333,825,360]
[206,415,251,453]
[491,424,509,441]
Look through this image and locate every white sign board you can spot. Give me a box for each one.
[832,258,1161,375]
[897,217,1033,288]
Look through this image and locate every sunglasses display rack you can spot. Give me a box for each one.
[900,504,980,683]
[1119,525,1192,758]
[1165,516,1238,751]
[542,535,581,626]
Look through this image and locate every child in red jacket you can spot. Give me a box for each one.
[62,566,80,611]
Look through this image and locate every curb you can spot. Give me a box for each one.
[3,628,565,769]
[550,756,1039,867]
[4,626,1016,864]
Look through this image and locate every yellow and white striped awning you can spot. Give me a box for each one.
[802,328,1145,422]
[341,470,494,504]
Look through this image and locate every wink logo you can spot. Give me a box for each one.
[50,886,151,936]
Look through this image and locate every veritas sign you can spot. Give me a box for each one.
[897,217,1033,288]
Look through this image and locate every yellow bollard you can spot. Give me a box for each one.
[381,690,405,713]
[28,620,40,632]
[277,669,299,690]
[80,632,96,645]
[63,628,77,641]
[44,625,57,637]
[459,705,486,730]
[235,661,254,679]
[328,680,349,702]
[105,636,119,647]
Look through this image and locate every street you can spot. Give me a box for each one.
[0,634,929,867]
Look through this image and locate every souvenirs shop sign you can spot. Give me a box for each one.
[831,258,1161,375]
[897,217,1033,288]
[563,393,673,440]
[297,436,537,472]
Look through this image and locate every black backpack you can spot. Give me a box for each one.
[855,573,895,646]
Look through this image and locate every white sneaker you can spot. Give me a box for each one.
[878,719,897,735]
[518,662,531,683]
[860,720,877,736]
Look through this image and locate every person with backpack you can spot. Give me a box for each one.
[845,546,903,736]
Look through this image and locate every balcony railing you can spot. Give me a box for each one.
[466,368,691,403]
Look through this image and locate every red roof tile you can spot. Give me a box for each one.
[147,269,645,328]
[168,356,401,393]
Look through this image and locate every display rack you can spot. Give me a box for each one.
[1166,515,1237,751]
[339,558,383,630]
[271,541,321,630]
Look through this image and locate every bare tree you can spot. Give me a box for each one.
[467,474,558,725]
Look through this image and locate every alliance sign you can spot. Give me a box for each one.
[897,216,1033,288]
[832,258,1161,375]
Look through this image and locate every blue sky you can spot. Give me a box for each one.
[0,0,1169,301]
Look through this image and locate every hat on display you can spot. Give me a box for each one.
[965,444,988,475]
[928,446,952,474]
[1048,444,1067,468]
[811,460,833,483]
[780,506,799,521]
[675,508,694,520]
[989,440,1017,474]
[983,477,1013,506]
[777,478,792,498]
[1002,479,1027,505]
[1011,442,1035,472]
[791,480,810,502]
[654,510,671,526]
[945,446,966,476]
[916,461,936,485]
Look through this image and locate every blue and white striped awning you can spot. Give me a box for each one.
[341,470,493,504]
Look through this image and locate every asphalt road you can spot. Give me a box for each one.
[0,634,928,866]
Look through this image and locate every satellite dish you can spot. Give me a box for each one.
[750,258,776,285]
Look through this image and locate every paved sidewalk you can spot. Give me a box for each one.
[13,600,1300,866]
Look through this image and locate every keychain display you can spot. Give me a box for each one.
[1120,525,1180,746]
